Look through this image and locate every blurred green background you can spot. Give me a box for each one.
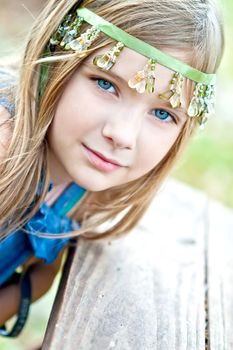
[174,0,233,208]
[0,0,232,348]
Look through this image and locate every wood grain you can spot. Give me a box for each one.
[207,201,233,350]
[42,180,226,350]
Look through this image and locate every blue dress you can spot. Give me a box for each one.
[0,69,86,286]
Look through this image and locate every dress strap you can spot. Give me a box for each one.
[44,183,68,207]
[50,182,86,217]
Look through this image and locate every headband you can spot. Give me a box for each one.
[46,6,216,126]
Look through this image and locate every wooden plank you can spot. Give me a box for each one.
[42,180,207,350]
[207,201,233,350]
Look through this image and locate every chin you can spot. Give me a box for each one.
[70,174,111,192]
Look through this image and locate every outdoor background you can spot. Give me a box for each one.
[0,0,232,349]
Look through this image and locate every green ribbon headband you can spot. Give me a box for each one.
[78,7,216,85]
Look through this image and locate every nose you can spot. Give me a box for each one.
[102,108,142,149]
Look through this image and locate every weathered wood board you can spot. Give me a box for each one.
[207,201,233,350]
[42,180,233,350]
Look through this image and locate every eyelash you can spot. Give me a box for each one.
[91,77,177,124]
[91,76,118,94]
[151,109,177,124]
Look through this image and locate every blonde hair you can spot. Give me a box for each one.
[0,0,224,240]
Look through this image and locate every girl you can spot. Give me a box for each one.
[0,0,224,337]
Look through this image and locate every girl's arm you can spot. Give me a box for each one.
[0,249,65,325]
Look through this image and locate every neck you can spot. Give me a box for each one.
[47,147,72,186]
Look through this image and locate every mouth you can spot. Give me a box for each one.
[81,144,125,173]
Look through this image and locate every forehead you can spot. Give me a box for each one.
[84,45,190,111]
[85,46,173,89]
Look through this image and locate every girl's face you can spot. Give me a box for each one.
[47,47,189,191]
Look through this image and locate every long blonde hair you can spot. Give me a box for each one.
[0,0,224,240]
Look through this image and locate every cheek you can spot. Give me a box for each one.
[54,84,106,133]
[136,128,178,174]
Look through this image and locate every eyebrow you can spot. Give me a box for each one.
[83,61,188,118]
[84,61,128,85]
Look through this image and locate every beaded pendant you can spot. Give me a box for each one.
[188,83,215,126]
[69,26,100,52]
[128,59,157,93]
[50,15,84,50]
[159,72,184,109]
[93,42,125,70]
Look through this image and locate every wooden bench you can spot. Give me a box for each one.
[41,179,233,350]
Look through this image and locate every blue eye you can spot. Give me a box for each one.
[97,79,116,93]
[152,109,175,123]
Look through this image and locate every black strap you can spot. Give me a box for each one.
[0,268,32,337]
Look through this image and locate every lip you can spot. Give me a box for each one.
[82,144,125,173]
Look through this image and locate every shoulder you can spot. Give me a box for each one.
[0,106,12,159]
[0,66,17,116]
[0,67,17,158]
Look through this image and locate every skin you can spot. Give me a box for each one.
[47,46,189,190]
[0,252,64,325]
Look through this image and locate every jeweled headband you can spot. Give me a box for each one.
[46,6,216,127]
